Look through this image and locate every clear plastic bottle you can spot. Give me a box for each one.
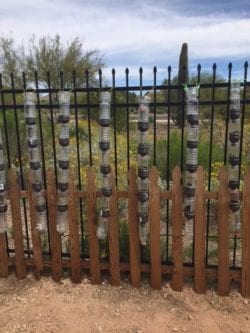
[0,193,7,233]
[96,208,110,240]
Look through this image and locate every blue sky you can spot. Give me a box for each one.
[0,0,249,85]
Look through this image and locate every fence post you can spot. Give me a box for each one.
[171,166,183,291]
[128,167,140,288]
[108,170,120,286]
[0,233,8,278]
[86,167,101,284]
[217,166,230,296]
[68,169,81,283]
[242,166,250,297]
[149,166,162,289]
[28,170,44,279]
[8,167,26,279]
[47,169,62,282]
[194,166,206,294]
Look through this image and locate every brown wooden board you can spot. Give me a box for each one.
[0,233,8,277]
[108,171,120,286]
[8,167,26,279]
[217,166,230,296]
[128,168,140,288]
[86,168,101,284]
[194,166,206,294]
[68,170,81,283]
[171,166,183,291]
[28,170,44,279]
[242,166,250,297]
[47,169,62,282]
[149,167,162,289]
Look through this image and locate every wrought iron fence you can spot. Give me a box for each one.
[0,62,250,268]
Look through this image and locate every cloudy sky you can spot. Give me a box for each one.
[0,0,249,85]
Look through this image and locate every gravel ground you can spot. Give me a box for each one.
[0,275,249,333]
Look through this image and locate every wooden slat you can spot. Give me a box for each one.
[171,166,183,291]
[149,167,162,289]
[108,171,120,286]
[28,171,44,279]
[242,166,250,297]
[68,170,81,283]
[128,168,140,288]
[8,167,26,279]
[47,169,62,282]
[217,166,230,296]
[194,166,206,294]
[86,167,101,284]
[0,233,8,277]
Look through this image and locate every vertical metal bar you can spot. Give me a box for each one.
[0,73,10,254]
[125,68,130,170]
[223,63,232,165]
[153,66,157,166]
[11,73,31,256]
[112,68,118,185]
[34,72,47,186]
[0,74,11,167]
[46,71,58,182]
[206,63,216,265]
[73,70,84,258]
[239,61,248,180]
[86,70,92,166]
[166,65,171,263]
[180,66,186,174]
[34,71,51,253]
[197,64,201,85]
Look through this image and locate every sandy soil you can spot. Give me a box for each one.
[0,275,249,333]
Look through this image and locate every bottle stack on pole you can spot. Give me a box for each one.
[137,96,150,246]
[57,91,71,235]
[0,129,7,234]
[184,86,199,238]
[97,92,112,240]
[228,82,241,234]
[24,92,47,232]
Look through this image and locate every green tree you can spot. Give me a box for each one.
[0,34,104,88]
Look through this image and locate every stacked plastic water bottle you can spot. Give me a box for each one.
[0,129,7,234]
[184,86,199,237]
[57,91,71,235]
[97,92,112,240]
[228,82,241,234]
[24,92,47,232]
[137,96,150,246]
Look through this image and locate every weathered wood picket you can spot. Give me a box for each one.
[1,164,250,298]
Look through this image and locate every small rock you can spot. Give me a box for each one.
[97,327,102,332]
[136,330,143,333]
[210,300,214,305]
[172,329,179,332]
[188,315,193,320]
[244,299,248,305]
[163,293,168,299]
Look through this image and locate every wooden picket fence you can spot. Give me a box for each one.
[0,164,250,298]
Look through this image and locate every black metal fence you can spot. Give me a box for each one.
[0,62,250,268]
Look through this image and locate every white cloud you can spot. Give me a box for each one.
[0,0,249,83]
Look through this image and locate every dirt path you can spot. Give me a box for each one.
[0,275,249,333]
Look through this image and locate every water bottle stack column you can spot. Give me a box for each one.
[97,92,112,240]
[57,91,71,235]
[0,129,7,234]
[228,82,241,234]
[137,96,150,246]
[24,92,47,232]
[184,86,200,237]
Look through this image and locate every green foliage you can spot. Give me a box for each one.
[0,34,103,88]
